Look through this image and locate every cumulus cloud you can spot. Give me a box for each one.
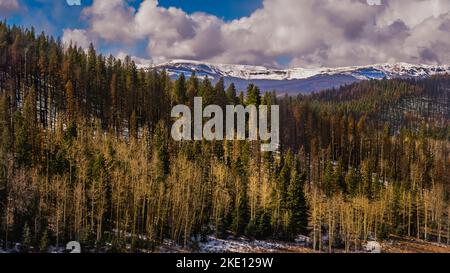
[0,0,19,17]
[62,28,93,49]
[81,0,138,43]
[62,0,450,67]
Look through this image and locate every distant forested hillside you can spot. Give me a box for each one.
[0,23,449,252]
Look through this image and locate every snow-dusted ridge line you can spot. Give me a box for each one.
[147,60,450,81]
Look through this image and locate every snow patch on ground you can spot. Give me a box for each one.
[197,236,310,253]
[364,241,382,253]
[150,60,450,81]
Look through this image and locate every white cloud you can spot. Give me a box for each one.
[62,29,92,49]
[81,0,138,43]
[63,0,450,67]
[0,0,19,16]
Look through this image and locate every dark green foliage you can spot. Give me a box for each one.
[287,171,308,237]
[226,83,238,105]
[345,169,359,197]
[214,77,227,108]
[256,210,272,239]
[231,179,249,236]
[246,84,261,106]
[200,76,215,105]
[40,229,49,253]
[323,161,335,197]
[22,223,32,249]
[64,121,77,142]
[174,73,187,104]
[14,111,32,167]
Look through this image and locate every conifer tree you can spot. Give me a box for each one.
[65,80,75,121]
[287,170,308,237]
[200,76,215,105]
[174,73,187,104]
[324,161,335,197]
[13,110,32,167]
[22,223,32,250]
[40,229,49,253]
[214,77,227,108]
[345,169,359,196]
[226,83,238,105]
[246,84,261,106]
[187,72,199,107]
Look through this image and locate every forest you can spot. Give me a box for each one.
[0,22,449,252]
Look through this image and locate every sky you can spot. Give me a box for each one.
[1,0,450,68]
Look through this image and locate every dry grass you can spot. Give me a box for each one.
[382,236,450,253]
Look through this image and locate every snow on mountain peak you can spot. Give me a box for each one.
[144,60,450,94]
[150,60,450,82]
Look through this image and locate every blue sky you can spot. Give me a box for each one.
[6,0,88,36]
[6,0,262,37]
[2,0,449,68]
[4,0,263,64]
[158,0,262,20]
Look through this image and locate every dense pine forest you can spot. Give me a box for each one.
[0,23,449,252]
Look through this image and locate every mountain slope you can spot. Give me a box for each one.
[148,60,450,94]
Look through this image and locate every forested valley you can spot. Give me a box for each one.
[0,23,449,252]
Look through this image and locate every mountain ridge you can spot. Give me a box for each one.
[146,60,450,94]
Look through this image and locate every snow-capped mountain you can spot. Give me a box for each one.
[148,60,450,94]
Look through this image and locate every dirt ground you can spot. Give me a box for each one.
[156,235,450,253]
[382,236,450,253]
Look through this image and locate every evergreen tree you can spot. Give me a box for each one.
[345,169,359,196]
[335,159,346,193]
[187,71,199,107]
[246,84,261,106]
[0,94,10,153]
[65,80,76,121]
[287,170,308,238]
[200,76,215,105]
[40,229,49,253]
[279,150,294,205]
[238,92,245,105]
[13,110,32,167]
[130,110,138,139]
[324,161,335,197]
[231,156,250,236]
[226,83,238,105]
[22,223,32,250]
[214,77,227,108]
[174,73,187,104]
[256,210,272,239]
